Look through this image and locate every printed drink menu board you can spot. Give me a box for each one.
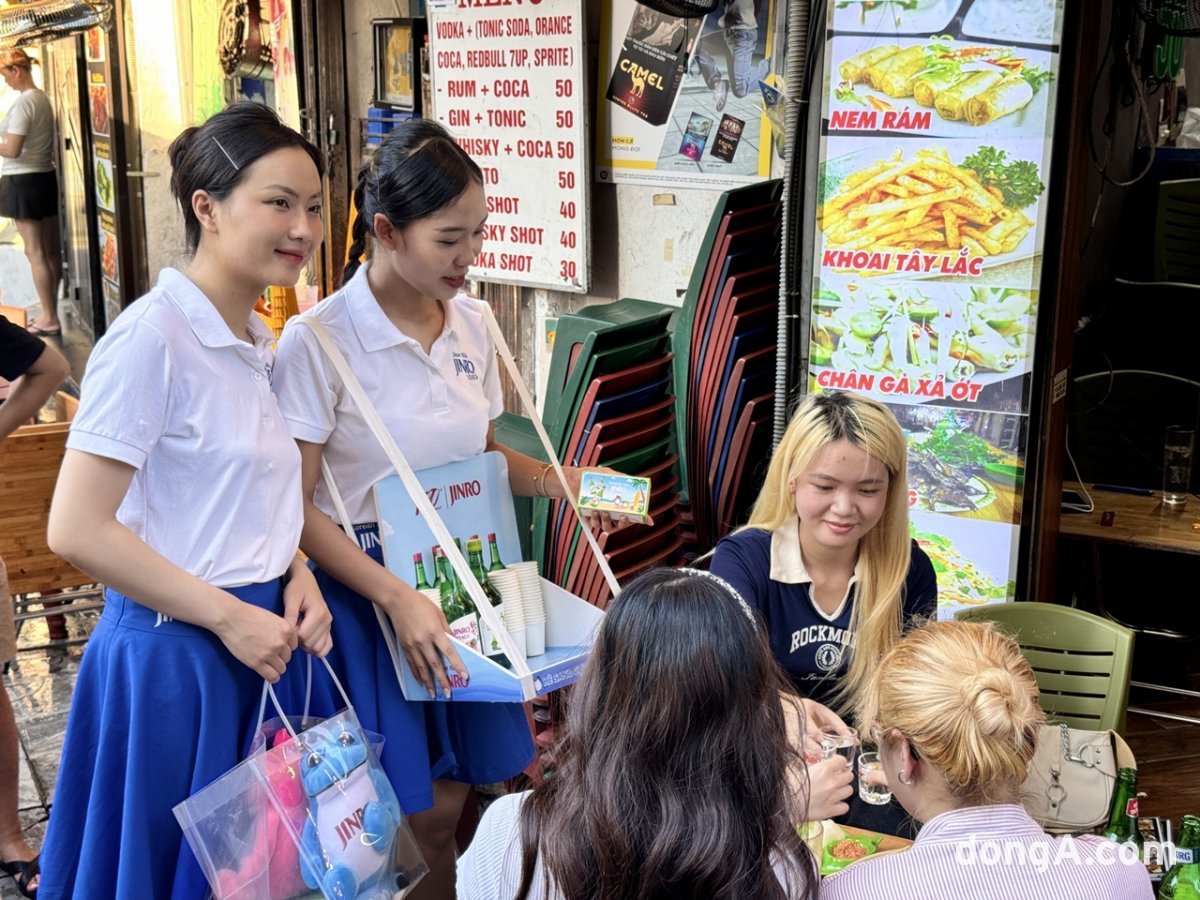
[807,0,1066,618]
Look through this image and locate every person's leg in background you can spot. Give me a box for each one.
[406,778,472,900]
[18,214,61,335]
[722,0,770,98]
[0,557,40,898]
[694,27,730,111]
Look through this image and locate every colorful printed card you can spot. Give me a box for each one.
[577,472,652,522]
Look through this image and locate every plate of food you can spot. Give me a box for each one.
[911,519,1015,611]
[817,140,1047,279]
[809,282,1038,396]
[961,0,1064,47]
[801,820,889,876]
[830,0,963,36]
[827,36,1056,139]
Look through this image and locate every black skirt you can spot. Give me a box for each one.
[0,169,58,220]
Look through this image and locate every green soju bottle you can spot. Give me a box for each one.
[435,548,480,653]
[467,535,509,668]
[412,552,433,591]
[486,532,505,572]
[1102,767,1144,852]
[1160,815,1200,900]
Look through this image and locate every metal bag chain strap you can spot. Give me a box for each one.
[1045,723,1117,811]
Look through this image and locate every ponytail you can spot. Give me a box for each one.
[343,169,370,285]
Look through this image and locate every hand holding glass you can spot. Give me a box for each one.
[820,726,859,763]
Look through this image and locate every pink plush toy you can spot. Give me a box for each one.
[212,728,309,900]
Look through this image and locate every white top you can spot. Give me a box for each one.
[457,793,547,900]
[1,88,54,174]
[819,804,1156,900]
[457,792,811,900]
[272,263,502,525]
[67,268,303,587]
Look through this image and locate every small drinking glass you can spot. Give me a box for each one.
[820,726,859,763]
[857,751,892,805]
[1163,425,1195,508]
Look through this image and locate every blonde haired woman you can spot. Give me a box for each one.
[820,621,1154,899]
[711,391,934,711]
[710,391,934,828]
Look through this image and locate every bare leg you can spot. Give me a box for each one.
[406,778,472,900]
[15,216,61,332]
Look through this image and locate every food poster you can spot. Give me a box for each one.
[807,0,1065,616]
[596,0,788,189]
[85,27,122,324]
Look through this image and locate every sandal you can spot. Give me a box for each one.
[25,321,61,336]
[0,857,39,898]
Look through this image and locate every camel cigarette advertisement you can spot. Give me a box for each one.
[596,0,787,189]
[807,0,1064,616]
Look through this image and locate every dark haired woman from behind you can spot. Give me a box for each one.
[272,119,636,898]
[457,567,837,900]
[38,102,333,899]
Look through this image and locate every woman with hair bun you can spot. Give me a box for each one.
[458,567,831,900]
[272,119,626,898]
[39,102,332,899]
[820,620,1154,899]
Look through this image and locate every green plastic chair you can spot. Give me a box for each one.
[955,604,1135,735]
[1155,178,1200,283]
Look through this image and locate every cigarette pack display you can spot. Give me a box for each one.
[577,472,652,523]
[710,114,746,163]
[605,7,689,126]
[679,112,713,161]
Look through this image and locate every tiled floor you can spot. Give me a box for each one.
[4,612,94,900]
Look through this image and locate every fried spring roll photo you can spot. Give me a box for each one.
[934,70,1005,121]
[913,71,970,108]
[964,75,1035,126]
[863,46,925,92]
[839,45,902,83]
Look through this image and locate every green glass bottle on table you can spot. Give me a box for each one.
[1160,815,1200,900]
[467,535,510,668]
[412,551,433,591]
[486,531,505,572]
[1102,767,1144,852]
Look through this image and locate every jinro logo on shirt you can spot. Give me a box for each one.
[452,352,479,381]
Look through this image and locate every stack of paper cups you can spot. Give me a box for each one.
[418,588,442,607]
[486,569,528,659]
[507,561,546,657]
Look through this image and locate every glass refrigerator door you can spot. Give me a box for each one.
[805,0,1066,617]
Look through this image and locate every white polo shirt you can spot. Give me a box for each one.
[272,263,502,526]
[67,268,303,587]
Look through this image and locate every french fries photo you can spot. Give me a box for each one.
[817,146,1039,259]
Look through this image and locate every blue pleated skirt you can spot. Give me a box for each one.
[315,529,535,815]
[37,581,326,900]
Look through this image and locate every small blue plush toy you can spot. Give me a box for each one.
[298,719,402,899]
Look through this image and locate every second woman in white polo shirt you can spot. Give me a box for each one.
[272,119,604,899]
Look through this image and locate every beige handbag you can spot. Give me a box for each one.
[1022,723,1137,834]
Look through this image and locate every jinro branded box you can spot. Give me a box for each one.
[374,452,604,702]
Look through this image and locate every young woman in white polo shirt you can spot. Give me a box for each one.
[38,103,333,900]
[272,120,609,899]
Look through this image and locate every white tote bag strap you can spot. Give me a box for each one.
[292,316,528,676]
[475,301,620,598]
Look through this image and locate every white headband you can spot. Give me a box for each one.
[677,567,757,625]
